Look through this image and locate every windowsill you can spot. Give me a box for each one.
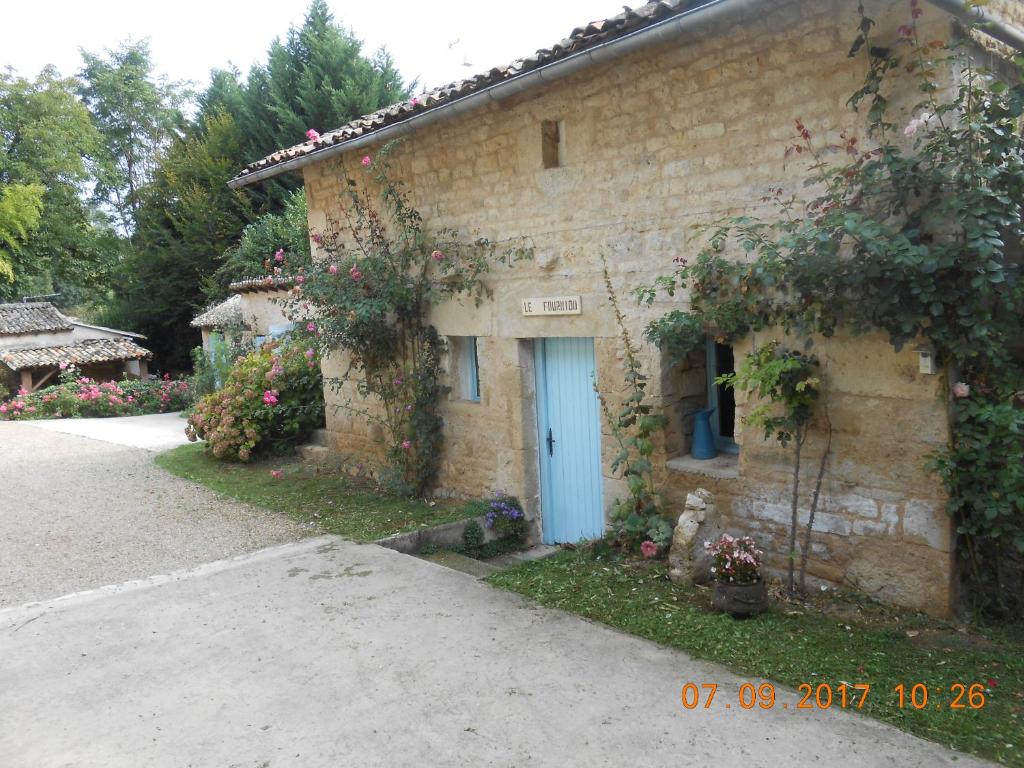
[666,452,740,480]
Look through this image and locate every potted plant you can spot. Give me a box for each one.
[704,534,767,618]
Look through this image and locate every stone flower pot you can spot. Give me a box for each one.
[712,579,767,619]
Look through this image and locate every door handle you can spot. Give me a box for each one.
[546,428,556,457]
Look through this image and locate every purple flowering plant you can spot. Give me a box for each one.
[485,490,527,541]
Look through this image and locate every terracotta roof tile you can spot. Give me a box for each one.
[0,338,152,371]
[191,294,243,328]
[232,1,704,184]
[0,302,72,335]
[228,276,296,294]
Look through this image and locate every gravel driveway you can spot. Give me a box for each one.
[0,419,307,608]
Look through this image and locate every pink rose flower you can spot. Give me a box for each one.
[328,264,338,274]
[361,155,372,167]
[263,390,279,406]
[349,265,362,281]
[431,250,444,261]
[306,129,320,141]
[274,248,285,262]
[952,382,970,399]
[640,540,658,559]
[305,348,315,359]
[401,439,412,450]
[306,322,316,332]
[295,275,305,284]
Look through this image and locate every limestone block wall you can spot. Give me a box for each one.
[237,290,293,341]
[300,0,960,614]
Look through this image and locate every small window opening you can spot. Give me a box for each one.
[541,119,564,169]
[707,338,738,453]
[450,336,481,401]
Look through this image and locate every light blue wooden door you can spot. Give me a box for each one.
[535,338,604,544]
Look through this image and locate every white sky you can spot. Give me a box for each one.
[5,0,629,95]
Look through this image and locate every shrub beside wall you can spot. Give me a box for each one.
[186,339,324,461]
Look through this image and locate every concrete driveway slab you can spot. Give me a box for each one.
[0,535,988,768]
[22,411,191,451]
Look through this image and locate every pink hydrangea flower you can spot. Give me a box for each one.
[305,348,315,359]
[306,129,320,141]
[274,249,285,262]
[295,275,305,284]
[328,264,338,274]
[640,540,658,559]
[263,390,279,406]
[361,155,372,167]
[271,469,284,479]
[431,250,444,261]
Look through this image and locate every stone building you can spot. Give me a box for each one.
[229,0,1024,616]
[0,302,151,392]
[191,277,296,357]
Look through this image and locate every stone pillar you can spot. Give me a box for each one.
[668,488,721,586]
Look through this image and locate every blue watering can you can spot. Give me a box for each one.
[689,407,718,460]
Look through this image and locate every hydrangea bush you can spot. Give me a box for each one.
[0,368,190,420]
[185,339,324,460]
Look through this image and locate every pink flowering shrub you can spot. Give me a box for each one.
[185,339,324,461]
[0,373,190,421]
[704,534,763,585]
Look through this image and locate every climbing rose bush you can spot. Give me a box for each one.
[0,374,190,420]
[185,339,324,461]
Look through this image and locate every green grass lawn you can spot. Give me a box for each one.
[156,443,475,542]
[488,548,1023,766]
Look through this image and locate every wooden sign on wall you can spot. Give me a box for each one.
[520,295,582,316]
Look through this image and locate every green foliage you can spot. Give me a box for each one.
[596,253,671,554]
[279,150,496,496]
[0,66,113,304]
[721,341,820,448]
[0,183,43,281]
[641,6,1024,613]
[186,338,324,460]
[932,388,1024,616]
[156,443,480,543]
[217,189,310,285]
[461,520,485,551]
[78,40,187,234]
[201,0,408,210]
[105,111,255,369]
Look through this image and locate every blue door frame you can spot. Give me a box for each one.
[535,337,604,544]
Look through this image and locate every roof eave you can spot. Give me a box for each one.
[228,0,751,189]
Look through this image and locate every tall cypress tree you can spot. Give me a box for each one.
[205,0,408,210]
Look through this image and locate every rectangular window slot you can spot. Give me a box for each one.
[449,336,481,401]
[541,120,564,169]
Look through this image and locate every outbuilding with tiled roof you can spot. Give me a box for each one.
[0,302,152,392]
